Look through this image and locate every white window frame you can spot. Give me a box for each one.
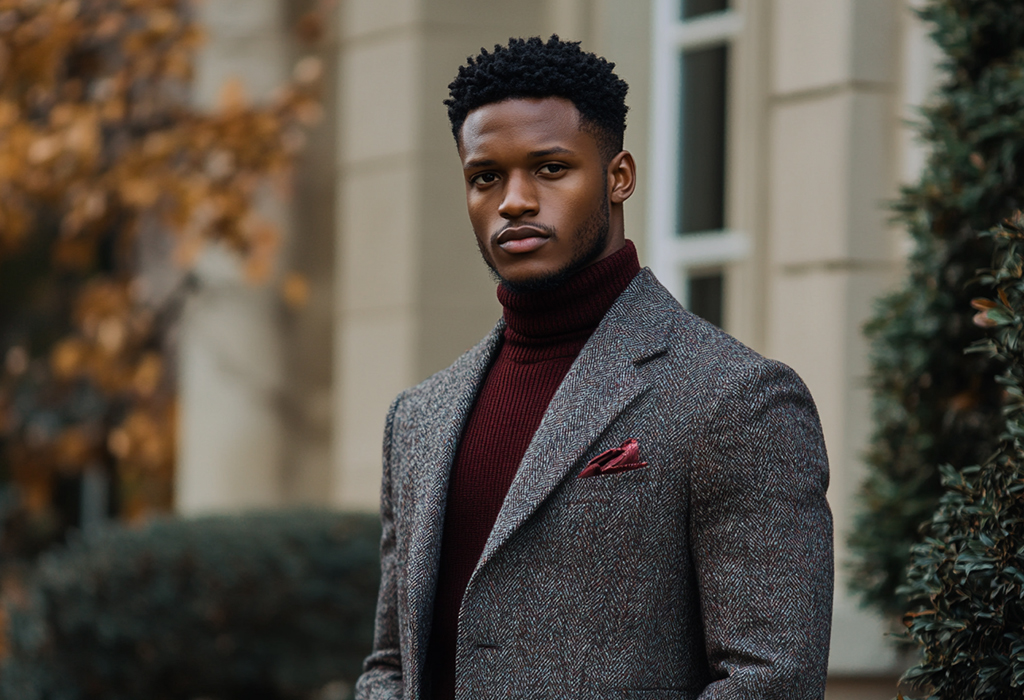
[647,0,749,313]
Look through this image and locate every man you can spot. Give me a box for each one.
[356,36,833,700]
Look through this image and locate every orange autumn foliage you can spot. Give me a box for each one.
[0,0,326,527]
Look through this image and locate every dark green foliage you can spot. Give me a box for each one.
[850,0,1024,616]
[0,510,381,700]
[899,216,1024,699]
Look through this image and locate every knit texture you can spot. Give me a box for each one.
[425,241,640,699]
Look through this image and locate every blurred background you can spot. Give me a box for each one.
[0,0,1014,698]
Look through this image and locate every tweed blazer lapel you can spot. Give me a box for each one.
[404,322,504,686]
[471,270,673,580]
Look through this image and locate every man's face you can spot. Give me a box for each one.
[459,97,619,291]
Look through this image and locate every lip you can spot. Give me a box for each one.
[495,225,551,254]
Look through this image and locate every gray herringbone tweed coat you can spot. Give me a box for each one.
[355,269,833,700]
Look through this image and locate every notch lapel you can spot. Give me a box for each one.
[472,270,673,579]
[403,322,504,694]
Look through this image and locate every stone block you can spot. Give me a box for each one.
[416,304,501,380]
[850,0,898,86]
[333,312,417,510]
[340,35,421,165]
[177,287,284,514]
[772,0,895,95]
[342,0,420,40]
[423,0,545,29]
[772,0,852,94]
[197,0,281,41]
[847,92,899,261]
[338,164,418,312]
[829,596,903,673]
[545,0,591,42]
[769,91,894,266]
[770,93,849,264]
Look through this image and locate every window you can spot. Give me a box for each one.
[681,0,728,20]
[678,45,727,235]
[687,269,725,328]
[648,0,746,328]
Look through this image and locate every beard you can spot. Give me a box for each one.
[479,196,611,294]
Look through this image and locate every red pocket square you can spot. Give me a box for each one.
[578,438,648,477]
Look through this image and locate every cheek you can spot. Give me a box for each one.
[465,199,492,238]
[554,180,601,226]
[466,191,497,229]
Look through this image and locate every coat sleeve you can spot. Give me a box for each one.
[354,396,406,700]
[690,359,833,699]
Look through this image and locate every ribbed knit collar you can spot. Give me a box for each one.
[496,240,640,360]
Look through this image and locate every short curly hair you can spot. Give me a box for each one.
[445,35,629,161]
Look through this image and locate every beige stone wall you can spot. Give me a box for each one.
[177,0,291,514]
[724,0,771,348]
[760,0,908,678]
[826,676,904,700]
[278,1,341,506]
[177,0,339,512]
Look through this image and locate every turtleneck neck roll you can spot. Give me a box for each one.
[424,239,641,700]
[498,238,641,347]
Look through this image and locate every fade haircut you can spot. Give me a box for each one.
[445,35,629,163]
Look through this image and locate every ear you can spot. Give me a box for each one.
[607,150,637,204]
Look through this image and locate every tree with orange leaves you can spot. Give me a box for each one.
[0,0,325,554]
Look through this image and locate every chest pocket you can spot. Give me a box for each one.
[562,464,653,504]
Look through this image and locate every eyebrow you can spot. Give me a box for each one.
[529,147,574,158]
[463,147,576,170]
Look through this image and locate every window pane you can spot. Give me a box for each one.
[681,0,729,20]
[677,45,728,235]
[688,271,724,327]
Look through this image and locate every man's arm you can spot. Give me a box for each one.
[690,359,833,699]
[354,397,405,700]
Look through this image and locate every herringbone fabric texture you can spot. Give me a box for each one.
[427,242,640,700]
[355,270,834,700]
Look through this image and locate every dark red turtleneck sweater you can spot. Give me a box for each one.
[424,240,641,699]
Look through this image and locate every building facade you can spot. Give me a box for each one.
[177,1,944,695]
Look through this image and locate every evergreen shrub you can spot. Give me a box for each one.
[852,0,1024,616]
[898,215,1024,699]
[0,510,381,700]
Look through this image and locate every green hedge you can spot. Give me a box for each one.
[899,217,1024,698]
[0,510,381,700]
[851,0,1024,617]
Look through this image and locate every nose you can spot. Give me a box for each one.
[498,170,538,220]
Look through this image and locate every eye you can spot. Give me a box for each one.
[470,172,499,186]
[539,163,566,175]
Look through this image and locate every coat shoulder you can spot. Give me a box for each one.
[627,270,807,394]
[630,270,763,366]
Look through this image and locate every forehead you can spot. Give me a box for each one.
[459,97,590,160]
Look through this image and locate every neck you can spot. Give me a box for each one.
[497,239,640,341]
